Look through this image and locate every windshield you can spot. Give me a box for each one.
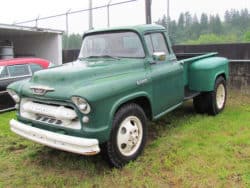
[79,32,145,59]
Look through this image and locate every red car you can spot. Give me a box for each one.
[0,58,51,92]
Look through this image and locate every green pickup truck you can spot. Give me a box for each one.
[8,24,229,168]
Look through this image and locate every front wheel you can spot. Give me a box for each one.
[102,103,147,168]
[207,76,227,115]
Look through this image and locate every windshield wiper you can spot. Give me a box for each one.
[80,55,120,60]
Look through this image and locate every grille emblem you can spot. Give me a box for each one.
[30,86,54,95]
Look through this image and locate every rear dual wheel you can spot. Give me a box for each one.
[193,76,227,115]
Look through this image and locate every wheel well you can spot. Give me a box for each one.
[217,73,226,81]
[116,97,152,120]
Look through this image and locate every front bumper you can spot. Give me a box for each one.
[10,119,100,155]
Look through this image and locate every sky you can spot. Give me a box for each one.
[0,0,249,34]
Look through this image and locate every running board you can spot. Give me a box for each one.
[184,89,200,100]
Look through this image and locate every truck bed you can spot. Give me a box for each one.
[176,52,218,62]
[176,52,207,60]
[176,52,219,99]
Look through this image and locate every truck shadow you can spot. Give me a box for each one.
[28,147,110,173]
[27,101,197,172]
[148,100,196,141]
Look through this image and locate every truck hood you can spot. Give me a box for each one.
[23,59,145,99]
[31,59,142,85]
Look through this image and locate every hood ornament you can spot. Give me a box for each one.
[30,86,55,95]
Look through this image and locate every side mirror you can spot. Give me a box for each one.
[152,52,166,62]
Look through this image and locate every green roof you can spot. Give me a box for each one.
[84,24,166,35]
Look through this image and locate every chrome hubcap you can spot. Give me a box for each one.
[117,116,143,156]
[216,84,226,109]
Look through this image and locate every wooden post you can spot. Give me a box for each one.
[145,0,152,24]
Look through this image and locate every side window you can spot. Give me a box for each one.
[30,64,43,74]
[8,64,30,77]
[0,67,9,78]
[145,33,169,56]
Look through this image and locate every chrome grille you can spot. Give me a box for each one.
[20,98,81,130]
[35,115,63,126]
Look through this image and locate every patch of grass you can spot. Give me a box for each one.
[0,90,250,187]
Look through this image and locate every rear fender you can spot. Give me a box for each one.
[188,57,229,92]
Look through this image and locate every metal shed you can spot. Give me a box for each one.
[0,24,63,65]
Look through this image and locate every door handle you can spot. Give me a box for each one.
[150,61,157,65]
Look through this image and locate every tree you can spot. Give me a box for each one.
[155,15,167,32]
[63,34,82,50]
[176,13,186,43]
[184,12,192,27]
[191,14,201,38]
[240,9,250,31]
[209,14,223,35]
[224,10,231,24]
[156,8,250,45]
[178,13,185,29]
[244,31,250,42]
[200,13,209,34]
[169,20,178,44]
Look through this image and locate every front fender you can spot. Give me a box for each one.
[108,91,152,123]
[71,71,152,143]
[100,91,152,142]
[7,79,30,94]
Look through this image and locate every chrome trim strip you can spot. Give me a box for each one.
[0,90,8,94]
[30,85,55,91]
[0,107,15,113]
[0,74,31,81]
[30,85,55,95]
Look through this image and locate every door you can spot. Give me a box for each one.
[145,32,184,115]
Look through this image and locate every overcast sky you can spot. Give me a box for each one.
[0,0,249,33]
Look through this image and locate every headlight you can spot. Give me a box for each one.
[7,89,20,103]
[71,96,91,114]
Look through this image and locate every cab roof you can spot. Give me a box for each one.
[84,24,166,35]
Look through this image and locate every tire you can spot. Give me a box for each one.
[193,92,209,114]
[207,76,227,115]
[102,103,147,168]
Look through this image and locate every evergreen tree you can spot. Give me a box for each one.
[224,10,231,24]
[184,12,192,27]
[208,14,223,36]
[156,8,250,44]
[178,13,185,29]
[191,14,201,39]
[63,34,82,50]
[169,20,178,44]
[200,13,209,34]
